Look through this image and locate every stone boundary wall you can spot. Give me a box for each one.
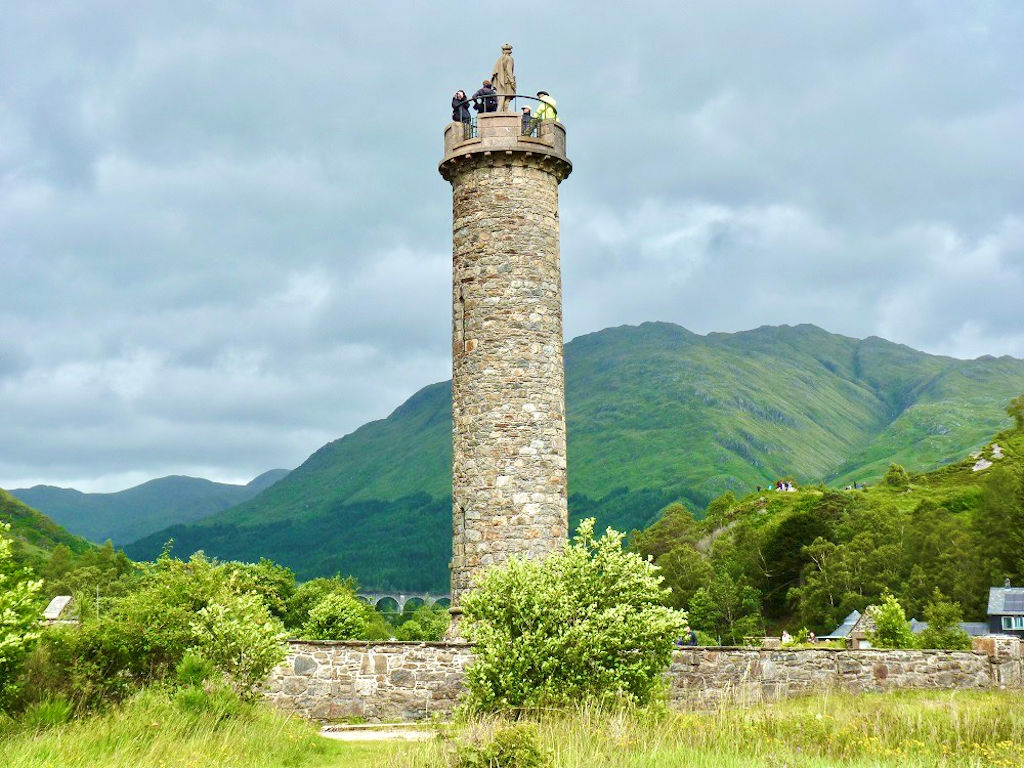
[266,637,1023,722]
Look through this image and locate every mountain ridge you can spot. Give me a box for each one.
[124,322,1024,590]
[11,469,291,545]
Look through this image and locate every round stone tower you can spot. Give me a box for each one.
[439,108,572,620]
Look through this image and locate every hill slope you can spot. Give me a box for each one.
[631,426,1024,633]
[125,323,1024,589]
[11,469,290,545]
[0,488,93,568]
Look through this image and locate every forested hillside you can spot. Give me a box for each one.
[632,421,1024,639]
[125,323,1024,590]
[11,469,289,545]
[0,489,93,569]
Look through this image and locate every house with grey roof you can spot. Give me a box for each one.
[988,581,1024,636]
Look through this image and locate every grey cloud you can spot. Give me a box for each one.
[1,1,1021,489]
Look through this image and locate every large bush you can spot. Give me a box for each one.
[300,591,369,640]
[460,519,688,712]
[867,593,915,649]
[0,524,44,708]
[916,590,972,651]
[25,552,285,708]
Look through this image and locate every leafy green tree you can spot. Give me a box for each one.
[394,604,450,641]
[883,463,911,490]
[221,558,295,619]
[1007,394,1024,430]
[916,589,971,651]
[656,545,714,609]
[283,576,359,630]
[867,593,915,649]
[301,591,369,640]
[760,509,835,614]
[630,502,701,560]
[975,464,1024,581]
[461,519,687,711]
[687,572,764,645]
[0,523,44,708]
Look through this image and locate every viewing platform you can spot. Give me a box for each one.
[439,106,571,182]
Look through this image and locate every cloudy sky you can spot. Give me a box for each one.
[2,1,1022,492]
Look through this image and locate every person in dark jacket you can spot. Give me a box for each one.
[471,80,497,113]
[451,90,470,122]
[452,90,471,123]
[521,105,533,134]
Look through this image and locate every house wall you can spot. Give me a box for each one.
[265,637,1023,722]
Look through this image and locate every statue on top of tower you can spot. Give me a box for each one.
[492,43,516,112]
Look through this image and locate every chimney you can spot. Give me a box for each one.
[1006,577,1012,588]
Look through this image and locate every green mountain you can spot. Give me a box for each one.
[0,488,93,569]
[11,469,290,546]
[124,323,1024,590]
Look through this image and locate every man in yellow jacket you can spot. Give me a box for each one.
[535,90,557,121]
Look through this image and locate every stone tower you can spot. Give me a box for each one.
[439,108,572,619]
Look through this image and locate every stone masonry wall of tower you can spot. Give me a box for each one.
[439,111,572,613]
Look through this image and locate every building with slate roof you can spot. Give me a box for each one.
[988,580,1024,636]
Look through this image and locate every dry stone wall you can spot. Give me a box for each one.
[266,638,1022,722]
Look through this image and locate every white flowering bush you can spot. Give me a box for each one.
[461,518,688,712]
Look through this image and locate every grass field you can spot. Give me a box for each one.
[2,689,1021,767]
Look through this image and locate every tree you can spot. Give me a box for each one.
[974,464,1024,582]
[301,591,369,640]
[867,593,915,649]
[916,590,971,651]
[1007,394,1024,431]
[687,572,764,645]
[883,463,910,490]
[656,544,713,608]
[0,523,43,707]
[461,519,688,711]
[630,502,700,560]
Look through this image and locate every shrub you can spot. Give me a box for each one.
[461,519,688,712]
[455,724,548,768]
[867,593,915,649]
[189,593,286,700]
[883,463,910,490]
[300,591,369,641]
[175,652,215,688]
[0,523,44,708]
[23,552,286,708]
[916,590,972,651]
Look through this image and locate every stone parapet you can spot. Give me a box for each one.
[266,639,1023,722]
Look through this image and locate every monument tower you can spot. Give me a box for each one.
[439,76,572,621]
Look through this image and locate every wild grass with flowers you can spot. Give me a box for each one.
[404,689,1024,768]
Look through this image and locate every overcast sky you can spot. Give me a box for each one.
[2,1,1022,492]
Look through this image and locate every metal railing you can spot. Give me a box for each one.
[450,93,557,139]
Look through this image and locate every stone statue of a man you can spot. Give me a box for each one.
[492,43,516,112]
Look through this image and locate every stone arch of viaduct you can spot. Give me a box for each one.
[356,592,451,613]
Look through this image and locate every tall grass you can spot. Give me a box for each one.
[0,688,406,768]
[395,690,1024,768]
